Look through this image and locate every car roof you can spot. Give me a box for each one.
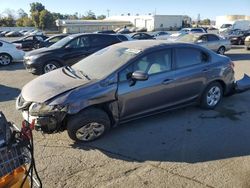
[111,40,205,52]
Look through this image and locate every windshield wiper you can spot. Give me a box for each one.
[77,70,91,80]
[64,66,82,79]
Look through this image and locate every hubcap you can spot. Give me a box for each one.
[76,122,105,141]
[0,55,11,65]
[218,47,225,55]
[206,86,221,107]
[44,63,58,73]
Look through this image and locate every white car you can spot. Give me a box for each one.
[0,40,25,66]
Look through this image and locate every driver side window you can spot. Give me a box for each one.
[119,49,172,81]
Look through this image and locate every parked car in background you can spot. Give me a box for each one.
[230,30,250,45]
[245,36,250,50]
[5,31,23,37]
[23,33,124,75]
[94,30,116,34]
[152,31,169,37]
[115,34,133,41]
[38,34,68,48]
[179,28,207,34]
[17,40,235,142]
[0,40,25,66]
[176,33,231,54]
[0,31,10,37]
[12,35,48,51]
[130,33,155,40]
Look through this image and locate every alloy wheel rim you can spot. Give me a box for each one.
[76,122,105,141]
[44,63,58,73]
[218,47,225,55]
[206,86,221,107]
[0,55,11,65]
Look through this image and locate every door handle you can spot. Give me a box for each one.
[162,79,174,85]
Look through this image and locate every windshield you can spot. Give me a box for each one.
[50,35,74,48]
[221,24,232,28]
[176,34,199,42]
[72,45,140,79]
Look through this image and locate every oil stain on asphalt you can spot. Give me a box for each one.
[199,107,246,121]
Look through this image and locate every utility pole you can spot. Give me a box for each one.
[107,9,110,17]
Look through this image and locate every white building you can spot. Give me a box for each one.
[56,14,191,33]
[105,15,191,31]
[216,15,250,28]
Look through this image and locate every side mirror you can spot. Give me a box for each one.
[131,71,149,81]
[196,39,203,43]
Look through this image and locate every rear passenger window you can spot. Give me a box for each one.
[175,48,208,68]
[207,35,219,41]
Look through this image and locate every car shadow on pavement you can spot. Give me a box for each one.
[0,84,21,102]
[71,94,250,163]
[0,62,24,71]
[227,53,250,61]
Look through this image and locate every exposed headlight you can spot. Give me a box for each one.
[24,55,40,62]
[29,103,67,116]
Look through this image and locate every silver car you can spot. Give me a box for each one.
[177,33,231,55]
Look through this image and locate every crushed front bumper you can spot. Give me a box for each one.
[22,111,66,133]
[235,74,250,93]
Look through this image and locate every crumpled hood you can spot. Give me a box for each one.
[21,68,92,103]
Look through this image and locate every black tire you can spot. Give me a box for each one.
[200,82,223,110]
[67,108,110,142]
[42,61,61,74]
[0,53,12,66]
[217,46,225,55]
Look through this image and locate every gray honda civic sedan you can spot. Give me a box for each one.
[16,40,235,142]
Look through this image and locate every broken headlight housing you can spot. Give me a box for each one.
[29,103,67,116]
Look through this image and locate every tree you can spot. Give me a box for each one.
[16,16,33,27]
[201,19,211,25]
[0,16,15,27]
[17,9,28,18]
[97,15,106,20]
[39,9,54,30]
[31,11,40,28]
[30,2,45,13]
[83,10,96,20]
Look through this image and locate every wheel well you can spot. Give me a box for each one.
[64,103,117,130]
[209,80,226,94]
[0,53,12,60]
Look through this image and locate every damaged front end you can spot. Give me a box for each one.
[16,95,67,133]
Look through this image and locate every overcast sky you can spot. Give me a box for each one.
[0,0,249,20]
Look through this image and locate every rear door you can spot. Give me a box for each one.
[172,47,209,103]
[89,35,120,53]
[206,34,221,51]
[62,35,91,65]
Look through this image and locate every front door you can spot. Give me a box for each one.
[117,49,176,120]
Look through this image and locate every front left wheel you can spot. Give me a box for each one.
[43,61,61,74]
[67,108,111,142]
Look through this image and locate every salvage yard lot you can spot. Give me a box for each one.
[1,46,250,187]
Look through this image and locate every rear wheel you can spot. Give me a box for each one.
[67,108,111,142]
[0,53,12,66]
[43,61,60,74]
[217,46,225,55]
[200,82,223,109]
